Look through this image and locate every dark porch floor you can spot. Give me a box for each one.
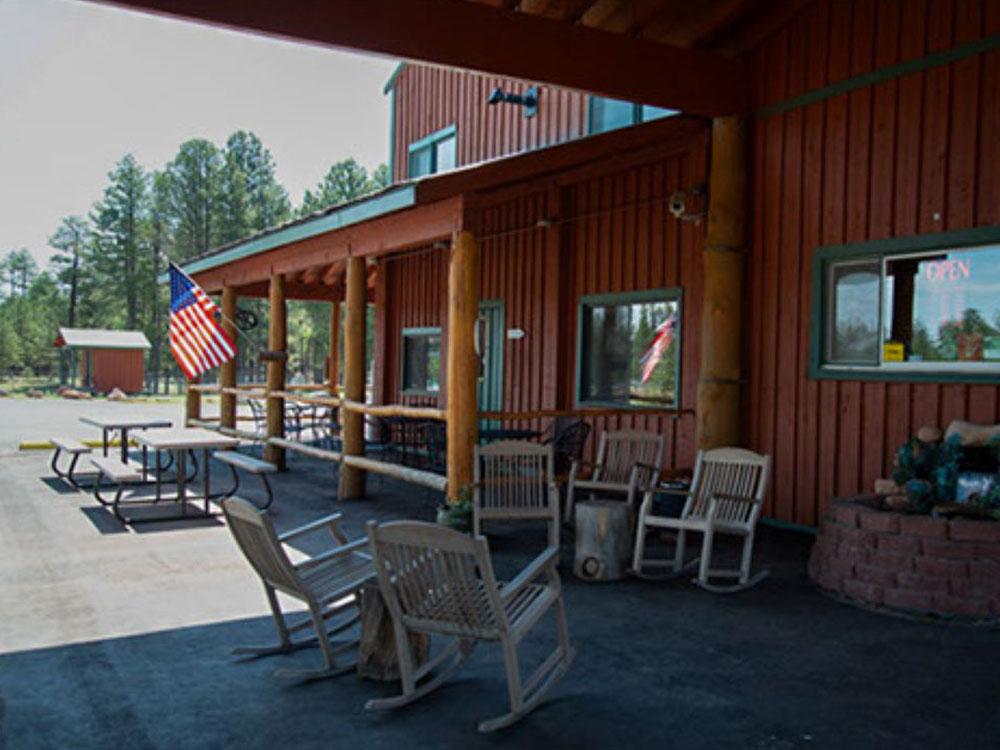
[1,449,998,750]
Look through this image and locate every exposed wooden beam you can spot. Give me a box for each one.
[264,273,287,469]
[94,0,749,115]
[322,261,345,286]
[642,0,751,48]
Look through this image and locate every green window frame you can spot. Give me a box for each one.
[588,97,676,135]
[810,226,1000,383]
[407,124,457,178]
[575,287,683,410]
[400,326,442,396]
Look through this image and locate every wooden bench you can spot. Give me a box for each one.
[214,450,277,510]
[91,456,144,521]
[50,437,92,489]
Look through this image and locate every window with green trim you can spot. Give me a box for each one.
[408,125,457,178]
[401,327,441,395]
[814,236,1000,378]
[588,97,676,134]
[577,289,681,408]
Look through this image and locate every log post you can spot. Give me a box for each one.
[264,273,287,469]
[339,256,367,499]
[446,230,480,502]
[328,300,341,395]
[220,285,238,429]
[185,376,201,426]
[696,116,746,451]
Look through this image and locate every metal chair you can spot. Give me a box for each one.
[365,520,574,733]
[474,440,560,547]
[631,447,772,593]
[221,498,374,678]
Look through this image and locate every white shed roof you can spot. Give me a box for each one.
[56,328,151,350]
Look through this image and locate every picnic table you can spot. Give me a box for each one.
[129,427,241,524]
[79,414,173,466]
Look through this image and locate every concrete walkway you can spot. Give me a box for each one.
[1,449,998,749]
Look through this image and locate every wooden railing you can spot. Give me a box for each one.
[478,407,695,420]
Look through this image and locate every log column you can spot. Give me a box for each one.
[446,230,480,502]
[696,116,746,450]
[328,300,341,395]
[220,285,238,429]
[339,257,367,499]
[185,377,201,426]
[264,273,287,469]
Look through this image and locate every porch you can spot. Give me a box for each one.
[3,447,997,749]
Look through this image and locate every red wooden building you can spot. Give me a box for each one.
[116,0,1000,529]
[55,327,150,394]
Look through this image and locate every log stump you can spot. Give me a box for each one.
[574,500,634,582]
[356,580,428,681]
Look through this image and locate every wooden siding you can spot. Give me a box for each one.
[89,349,146,394]
[747,0,1000,525]
[378,131,709,472]
[391,65,589,182]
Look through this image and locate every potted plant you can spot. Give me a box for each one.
[436,485,473,532]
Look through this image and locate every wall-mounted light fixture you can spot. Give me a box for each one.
[487,86,539,118]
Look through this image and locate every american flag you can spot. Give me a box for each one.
[639,315,677,384]
[168,263,236,380]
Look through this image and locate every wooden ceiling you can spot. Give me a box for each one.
[468,0,801,54]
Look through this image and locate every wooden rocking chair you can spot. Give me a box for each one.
[631,447,771,593]
[365,520,575,733]
[221,497,374,679]
[565,429,664,522]
[474,441,560,548]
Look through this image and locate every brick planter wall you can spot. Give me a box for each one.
[809,498,1000,622]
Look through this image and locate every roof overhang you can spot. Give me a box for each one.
[55,328,152,350]
[90,0,752,116]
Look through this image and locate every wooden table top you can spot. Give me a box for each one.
[79,415,174,430]
[133,428,240,450]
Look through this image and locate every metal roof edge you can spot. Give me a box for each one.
[383,60,407,94]
[159,184,417,282]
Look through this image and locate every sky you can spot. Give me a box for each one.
[0,0,397,265]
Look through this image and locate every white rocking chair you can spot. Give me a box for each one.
[221,497,374,679]
[631,447,771,593]
[474,441,560,548]
[565,429,664,522]
[365,520,575,733]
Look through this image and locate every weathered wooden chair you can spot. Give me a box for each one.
[221,497,374,679]
[565,429,664,522]
[474,441,560,547]
[631,447,771,593]
[365,520,574,733]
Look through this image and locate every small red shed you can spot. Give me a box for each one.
[54,328,150,394]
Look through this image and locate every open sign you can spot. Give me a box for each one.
[924,258,971,282]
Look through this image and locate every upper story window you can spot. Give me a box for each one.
[577,289,682,409]
[589,97,676,135]
[812,231,1000,381]
[408,125,457,178]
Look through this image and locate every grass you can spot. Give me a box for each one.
[0,377,190,402]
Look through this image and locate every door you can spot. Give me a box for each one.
[477,300,505,431]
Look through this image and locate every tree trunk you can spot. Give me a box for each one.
[356,580,428,681]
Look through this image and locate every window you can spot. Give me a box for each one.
[577,289,682,408]
[408,125,457,178]
[812,232,1000,380]
[401,327,441,395]
[589,97,677,134]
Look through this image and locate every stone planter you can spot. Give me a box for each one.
[809,497,1000,622]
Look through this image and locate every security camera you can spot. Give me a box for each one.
[668,191,686,219]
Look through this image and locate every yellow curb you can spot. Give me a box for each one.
[18,439,138,451]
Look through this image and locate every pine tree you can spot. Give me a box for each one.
[89,154,149,330]
[299,158,378,216]
[167,139,223,258]
[224,131,291,233]
[49,216,89,383]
